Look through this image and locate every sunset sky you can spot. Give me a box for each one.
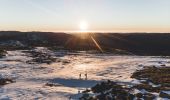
[0,0,170,32]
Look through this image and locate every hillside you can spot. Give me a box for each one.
[0,31,170,55]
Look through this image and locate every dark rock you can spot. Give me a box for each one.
[143,93,156,100]
[82,89,91,93]
[0,78,14,86]
[161,64,166,66]
[26,50,56,64]
[115,93,127,100]
[45,83,61,87]
[80,93,90,100]
[96,92,106,100]
[159,91,170,99]
[136,98,142,100]
[127,94,135,100]
[136,93,143,98]
[0,49,6,58]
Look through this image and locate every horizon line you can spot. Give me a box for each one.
[0,30,170,34]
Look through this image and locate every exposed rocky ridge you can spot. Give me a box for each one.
[80,66,170,100]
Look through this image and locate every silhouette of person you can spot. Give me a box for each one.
[85,73,87,80]
[78,90,80,94]
[79,73,81,79]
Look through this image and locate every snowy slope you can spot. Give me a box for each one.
[0,47,170,99]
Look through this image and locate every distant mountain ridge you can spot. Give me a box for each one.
[0,31,170,55]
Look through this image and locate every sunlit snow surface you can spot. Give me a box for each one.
[0,47,170,100]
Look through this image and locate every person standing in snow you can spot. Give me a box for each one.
[85,73,87,80]
[79,73,81,79]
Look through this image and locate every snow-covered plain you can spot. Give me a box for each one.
[0,47,170,100]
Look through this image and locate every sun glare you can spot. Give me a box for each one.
[79,21,88,32]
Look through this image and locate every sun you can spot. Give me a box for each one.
[79,21,88,32]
